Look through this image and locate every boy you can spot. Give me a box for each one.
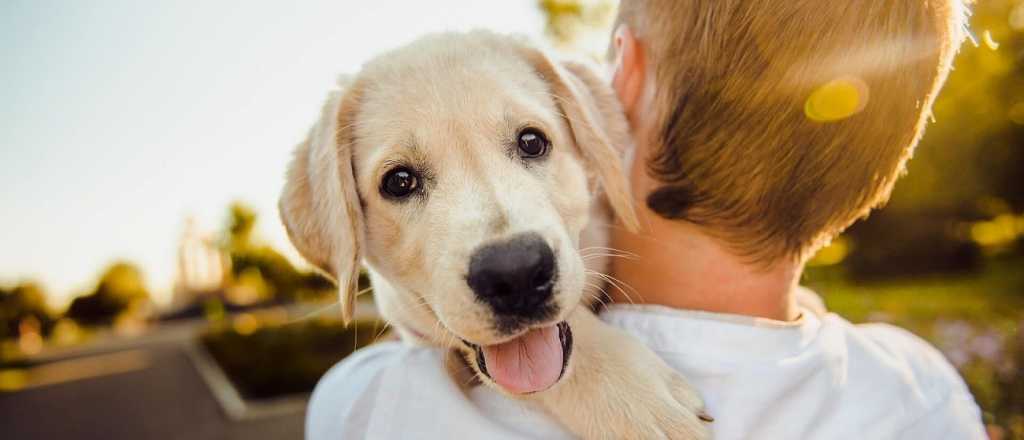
[600,0,986,437]
[307,1,986,438]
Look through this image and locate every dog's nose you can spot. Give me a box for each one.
[466,232,556,317]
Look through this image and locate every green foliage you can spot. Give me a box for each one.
[844,1,1024,277]
[222,201,334,303]
[844,210,983,279]
[0,283,54,341]
[229,247,303,301]
[538,0,616,54]
[227,202,258,251]
[65,261,150,327]
[200,319,383,399]
[889,1,1024,214]
[539,0,586,44]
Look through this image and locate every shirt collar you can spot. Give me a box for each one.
[599,302,825,361]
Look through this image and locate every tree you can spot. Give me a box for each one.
[222,201,333,303]
[227,202,258,251]
[0,282,54,341]
[66,262,150,327]
[843,3,1024,275]
[538,0,616,55]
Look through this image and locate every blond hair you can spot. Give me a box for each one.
[616,0,968,262]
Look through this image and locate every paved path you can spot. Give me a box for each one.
[0,344,304,440]
[0,301,385,439]
[0,313,320,440]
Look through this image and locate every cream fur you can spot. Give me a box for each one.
[280,31,709,439]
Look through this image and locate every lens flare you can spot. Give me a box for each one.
[982,30,999,50]
[1010,2,1024,31]
[804,77,869,123]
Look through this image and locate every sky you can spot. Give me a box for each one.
[0,0,545,307]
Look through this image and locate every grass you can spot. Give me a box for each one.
[806,258,1024,324]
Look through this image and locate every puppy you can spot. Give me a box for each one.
[280,31,709,439]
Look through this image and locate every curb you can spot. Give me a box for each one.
[183,342,309,421]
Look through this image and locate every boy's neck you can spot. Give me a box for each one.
[608,216,803,321]
[607,124,803,320]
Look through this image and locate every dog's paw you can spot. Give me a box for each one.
[583,342,711,440]
[537,310,712,440]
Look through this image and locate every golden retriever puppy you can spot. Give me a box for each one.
[280,31,709,439]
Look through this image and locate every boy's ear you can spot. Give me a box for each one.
[519,46,641,232]
[610,24,646,118]
[279,77,365,324]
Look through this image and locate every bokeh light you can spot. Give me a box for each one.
[804,77,869,123]
[983,30,1001,50]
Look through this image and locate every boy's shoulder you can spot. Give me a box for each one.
[305,342,567,440]
[793,287,968,404]
[305,312,986,440]
[829,316,969,399]
[847,320,967,392]
[305,342,443,440]
[815,315,985,438]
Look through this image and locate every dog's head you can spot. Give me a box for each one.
[280,32,636,394]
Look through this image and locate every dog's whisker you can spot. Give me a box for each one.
[371,321,393,344]
[581,253,639,261]
[283,285,376,325]
[584,277,616,302]
[579,246,640,258]
[579,246,641,263]
[584,270,624,303]
[586,270,643,305]
[462,368,482,388]
[597,271,645,304]
[583,282,613,304]
[581,250,634,257]
[580,249,637,257]
[284,301,340,325]
[599,276,638,305]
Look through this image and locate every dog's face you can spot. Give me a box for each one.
[280,32,636,394]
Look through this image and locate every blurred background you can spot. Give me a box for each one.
[1,0,1021,438]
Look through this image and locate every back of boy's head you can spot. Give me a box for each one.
[615,0,968,263]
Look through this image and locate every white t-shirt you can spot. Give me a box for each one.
[306,302,986,439]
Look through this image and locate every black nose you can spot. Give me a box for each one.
[466,232,557,317]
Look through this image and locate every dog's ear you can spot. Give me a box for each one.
[279,77,365,324]
[520,47,640,232]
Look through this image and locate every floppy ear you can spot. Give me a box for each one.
[520,47,640,232]
[279,77,365,324]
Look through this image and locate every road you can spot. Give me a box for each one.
[0,325,307,439]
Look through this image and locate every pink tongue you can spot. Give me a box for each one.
[481,325,563,394]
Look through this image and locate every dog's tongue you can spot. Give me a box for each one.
[481,325,563,394]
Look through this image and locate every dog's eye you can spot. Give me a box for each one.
[517,128,550,158]
[381,167,419,198]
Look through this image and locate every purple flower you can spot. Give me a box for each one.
[944,346,971,368]
[934,319,973,350]
[969,331,1004,363]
